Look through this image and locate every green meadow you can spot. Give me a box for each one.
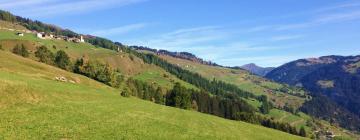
[0,51,307,140]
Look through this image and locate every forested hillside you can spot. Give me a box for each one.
[267,55,360,131]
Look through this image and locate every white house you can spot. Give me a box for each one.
[37,33,44,39]
[16,33,24,36]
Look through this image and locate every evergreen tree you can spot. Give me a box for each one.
[54,50,71,70]
[299,126,306,137]
[73,58,84,74]
[260,101,271,114]
[154,87,164,104]
[166,83,191,109]
[258,95,272,114]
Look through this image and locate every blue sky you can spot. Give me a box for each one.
[1,0,360,67]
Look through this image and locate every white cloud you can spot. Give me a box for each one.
[276,10,360,30]
[91,23,147,36]
[270,35,303,41]
[126,26,227,51]
[246,25,272,32]
[0,0,147,17]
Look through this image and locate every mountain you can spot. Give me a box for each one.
[1,10,359,139]
[266,55,360,130]
[265,56,343,85]
[239,63,275,76]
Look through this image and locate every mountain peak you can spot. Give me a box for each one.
[240,63,275,76]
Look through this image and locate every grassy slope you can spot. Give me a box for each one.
[155,54,360,139]
[158,55,306,108]
[0,29,196,90]
[136,50,313,131]
[0,21,355,139]
[0,51,307,140]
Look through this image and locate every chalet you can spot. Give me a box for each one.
[73,38,81,43]
[16,32,24,36]
[54,36,62,40]
[37,33,44,39]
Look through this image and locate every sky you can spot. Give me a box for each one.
[1,0,360,67]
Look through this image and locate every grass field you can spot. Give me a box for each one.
[0,50,307,140]
[0,29,194,90]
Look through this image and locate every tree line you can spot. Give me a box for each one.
[123,80,304,136]
[12,45,124,88]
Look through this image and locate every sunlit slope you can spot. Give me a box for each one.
[156,54,317,131]
[158,54,307,108]
[0,29,195,89]
[0,51,306,140]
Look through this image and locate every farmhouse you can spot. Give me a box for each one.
[16,32,24,36]
[33,31,85,43]
[36,32,55,39]
[37,32,44,39]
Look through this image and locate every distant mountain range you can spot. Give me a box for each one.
[266,55,360,127]
[239,63,275,76]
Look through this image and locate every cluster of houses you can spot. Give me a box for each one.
[36,32,85,43]
[1,26,85,43]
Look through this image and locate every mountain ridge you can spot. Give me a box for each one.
[238,63,275,76]
[266,55,360,131]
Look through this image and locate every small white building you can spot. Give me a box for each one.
[37,33,44,39]
[16,33,24,36]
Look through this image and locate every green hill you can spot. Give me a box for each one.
[157,54,307,109]
[0,50,307,140]
[0,28,196,90]
[154,53,359,139]
[0,10,358,139]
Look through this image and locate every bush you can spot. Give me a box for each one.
[12,44,29,57]
[54,50,71,70]
[35,46,54,65]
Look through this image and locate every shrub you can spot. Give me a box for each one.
[12,44,29,57]
[55,50,71,70]
[35,46,54,65]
